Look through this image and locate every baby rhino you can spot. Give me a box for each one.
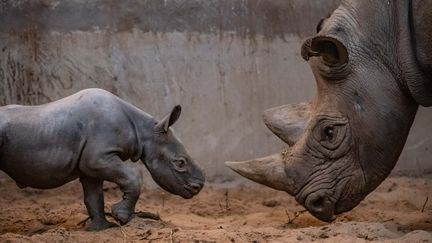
[0,88,205,231]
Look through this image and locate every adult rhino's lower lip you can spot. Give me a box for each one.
[304,193,336,222]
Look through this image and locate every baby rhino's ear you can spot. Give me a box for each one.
[155,105,182,133]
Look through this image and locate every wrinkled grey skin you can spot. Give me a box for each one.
[227,0,431,222]
[0,88,204,231]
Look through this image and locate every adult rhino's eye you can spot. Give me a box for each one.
[312,116,350,158]
[323,126,334,141]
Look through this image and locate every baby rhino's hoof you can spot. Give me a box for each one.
[85,219,116,231]
[112,203,134,225]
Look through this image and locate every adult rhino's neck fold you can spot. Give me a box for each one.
[396,0,432,107]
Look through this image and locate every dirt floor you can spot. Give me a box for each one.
[0,172,431,243]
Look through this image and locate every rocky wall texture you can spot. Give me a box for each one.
[0,0,430,184]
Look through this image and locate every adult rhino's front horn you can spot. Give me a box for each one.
[226,153,289,192]
[226,102,312,195]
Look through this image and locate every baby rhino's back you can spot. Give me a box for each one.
[0,89,125,189]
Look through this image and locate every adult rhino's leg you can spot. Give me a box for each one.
[80,154,142,225]
[80,176,116,231]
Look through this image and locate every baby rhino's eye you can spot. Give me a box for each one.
[176,159,185,167]
[173,158,187,171]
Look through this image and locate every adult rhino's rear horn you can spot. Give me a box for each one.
[263,102,312,146]
[225,153,290,191]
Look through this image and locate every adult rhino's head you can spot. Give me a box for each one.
[143,105,204,199]
[227,0,430,222]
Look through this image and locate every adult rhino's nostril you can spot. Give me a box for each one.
[311,196,325,209]
[305,193,336,222]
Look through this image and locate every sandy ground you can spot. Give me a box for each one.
[0,172,431,243]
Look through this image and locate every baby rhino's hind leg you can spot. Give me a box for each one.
[80,176,116,231]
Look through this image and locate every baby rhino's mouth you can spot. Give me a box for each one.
[182,182,203,199]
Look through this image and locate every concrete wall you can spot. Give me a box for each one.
[0,0,430,183]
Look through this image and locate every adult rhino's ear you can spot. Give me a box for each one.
[156,105,182,132]
[302,35,348,65]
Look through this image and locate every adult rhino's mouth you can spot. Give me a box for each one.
[303,192,337,222]
[299,174,360,222]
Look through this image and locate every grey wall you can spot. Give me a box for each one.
[0,0,430,183]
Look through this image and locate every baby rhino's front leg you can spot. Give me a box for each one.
[110,163,142,224]
[80,154,142,225]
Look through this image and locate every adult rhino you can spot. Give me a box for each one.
[227,0,431,222]
[0,88,205,231]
